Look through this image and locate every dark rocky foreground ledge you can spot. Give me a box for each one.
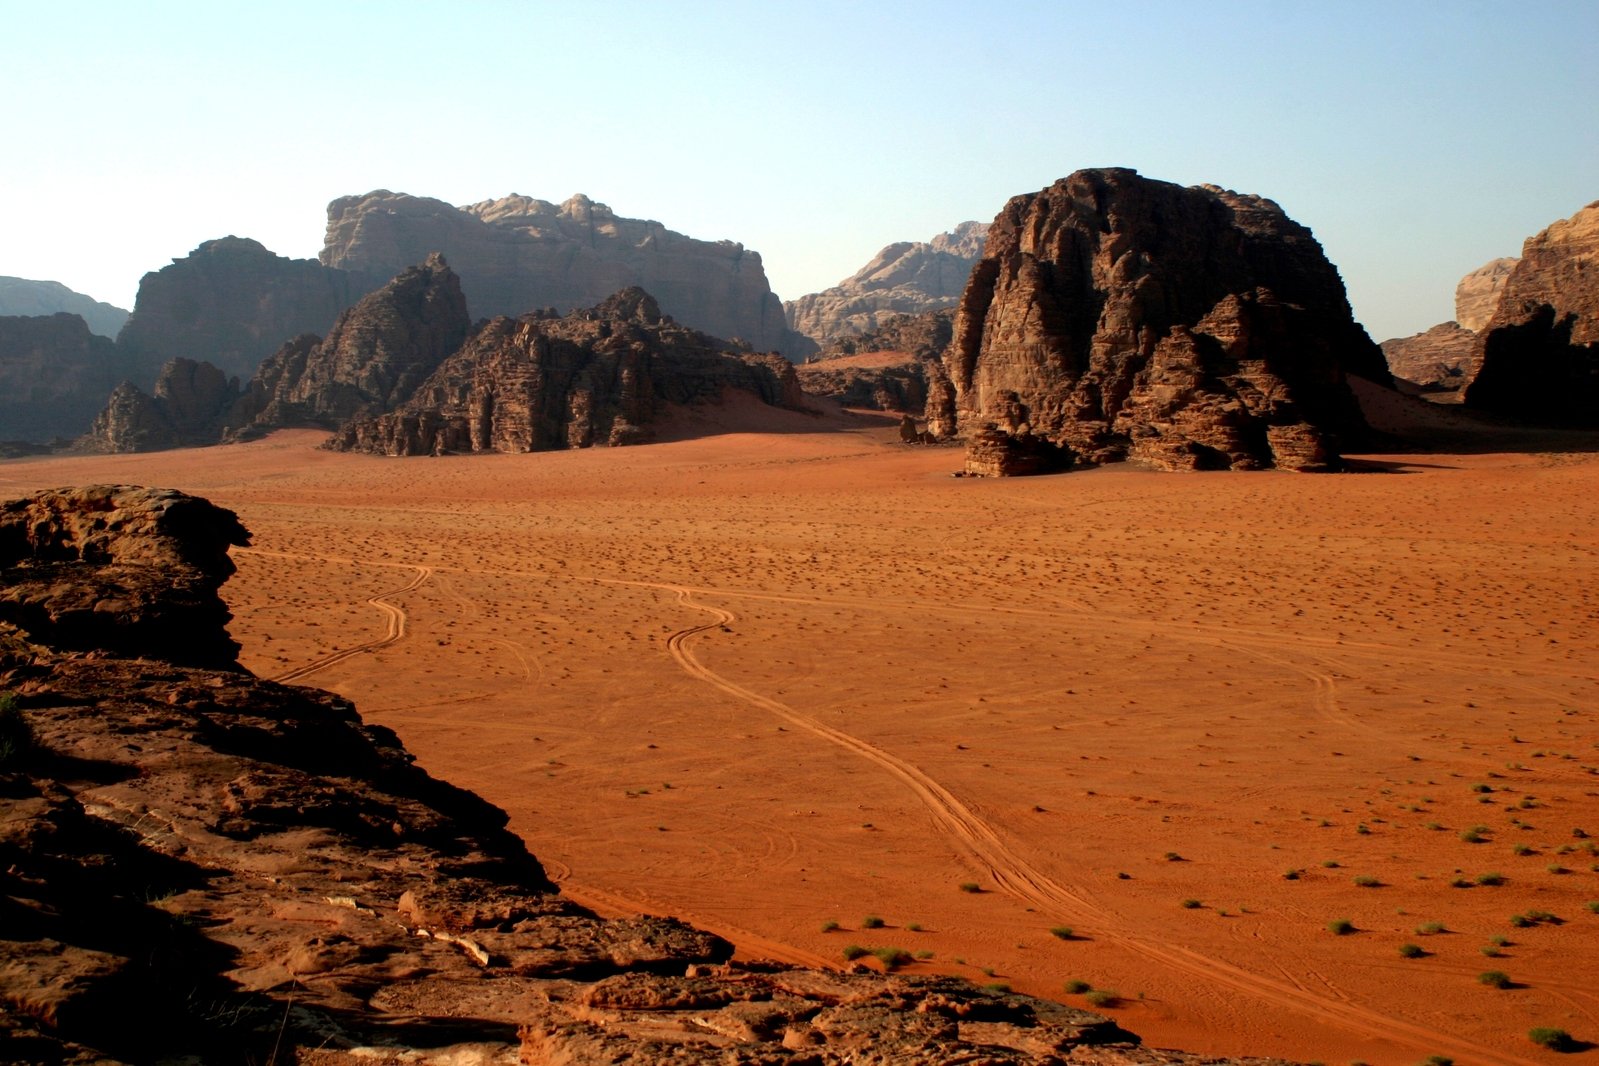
[0,486,1295,1065]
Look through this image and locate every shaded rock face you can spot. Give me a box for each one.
[934,169,1385,472]
[229,253,470,435]
[785,222,987,348]
[332,287,805,456]
[0,277,128,338]
[322,190,805,357]
[812,307,954,362]
[0,485,249,667]
[0,313,131,442]
[796,310,953,414]
[1379,321,1477,392]
[1455,256,1518,332]
[81,358,241,453]
[0,486,1300,1065]
[116,236,362,383]
[1464,201,1599,424]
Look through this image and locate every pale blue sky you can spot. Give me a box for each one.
[2,0,1594,341]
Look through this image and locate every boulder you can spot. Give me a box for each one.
[932,168,1385,471]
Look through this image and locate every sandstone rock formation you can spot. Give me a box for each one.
[0,484,1300,1065]
[116,236,363,383]
[1464,201,1599,423]
[332,288,805,456]
[931,169,1386,472]
[785,223,987,348]
[0,313,131,442]
[81,358,241,453]
[795,310,954,414]
[229,253,470,436]
[321,190,804,356]
[0,277,128,338]
[1379,321,1477,393]
[1454,256,1518,332]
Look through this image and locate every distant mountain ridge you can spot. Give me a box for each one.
[0,277,128,337]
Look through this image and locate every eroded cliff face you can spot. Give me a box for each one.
[321,190,804,356]
[1454,257,1518,333]
[0,277,128,338]
[115,236,361,383]
[229,253,470,435]
[1464,201,1599,423]
[932,169,1385,472]
[332,288,805,456]
[0,313,131,442]
[785,223,987,347]
[0,485,1304,1064]
[81,358,241,453]
[1380,256,1517,394]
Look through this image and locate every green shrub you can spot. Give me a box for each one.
[1063,979,1091,995]
[1478,970,1512,989]
[841,944,868,961]
[1353,875,1381,888]
[1415,921,1446,935]
[1476,872,1505,886]
[1084,989,1119,1008]
[1510,913,1533,928]
[982,981,1011,993]
[1048,926,1074,940]
[872,947,912,971]
[1327,918,1356,935]
[820,920,839,933]
[1283,868,1300,880]
[1398,943,1424,958]
[861,915,885,929]
[1528,1027,1576,1051]
[958,882,981,894]
[1480,945,1502,957]
[1587,901,1599,914]
[1180,898,1202,909]
[905,922,923,932]
[1460,827,1487,844]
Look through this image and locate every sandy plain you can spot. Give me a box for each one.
[3,400,1596,1065]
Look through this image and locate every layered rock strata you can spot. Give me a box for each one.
[796,310,952,414]
[932,168,1386,472]
[1464,201,1599,423]
[116,236,362,383]
[1379,322,1477,393]
[229,253,470,436]
[785,223,987,347]
[1454,257,1518,332]
[322,190,804,356]
[332,288,805,456]
[82,358,241,453]
[0,485,1299,1064]
[0,313,131,442]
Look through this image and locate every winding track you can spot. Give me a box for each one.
[267,564,432,683]
[612,577,1540,1066]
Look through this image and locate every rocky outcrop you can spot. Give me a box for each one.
[1464,201,1599,423]
[332,288,805,456]
[0,485,249,667]
[0,313,133,443]
[812,307,955,362]
[0,486,1299,1064]
[116,236,363,383]
[0,277,128,338]
[322,190,805,356]
[932,169,1385,472]
[81,359,241,453]
[798,353,929,413]
[1379,321,1477,392]
[1454,256,1518,332]
[229,254,470,436]
[786,223,987,348]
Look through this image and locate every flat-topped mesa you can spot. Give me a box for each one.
[930,168,1387,473]
[1464,200,1599,423]
[331,286,805,456]
[785,223,988,348]
[0,485,249,667]
[321,190,805,357]
[228,253,470,436]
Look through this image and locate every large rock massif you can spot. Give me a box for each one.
[0,485,1301,1065]
[0,314,132,444]
[116,237,362,384]
[785,223,987,349]
[0,278,128,339]
[930,169,1387,473]
[322,191,804,357]
[1464,201,1599,423]
[333,288,804,456]
[83,359,242,453]
[1380,257,1517,394]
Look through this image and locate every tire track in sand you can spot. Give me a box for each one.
[613,578,1536,1066]
[270,565,431,683]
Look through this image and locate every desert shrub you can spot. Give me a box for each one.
[1163,851,1183,861]
[957,882,981,894]
[1449,877,1473,889]
[905,922,923,932]
[1478,970,1512,989]
[1063,979,1091,994]
[1472,783,1492,793]
[1480,945,1502,957]
[1528,1027,1576,1051]
[0,693,32,768]
[1180,899,1202,909]
[1354,875,1381,888]
[841,944,868,961]
[872,947,912,971]
[1513,843,1534,856]
[1048,926,1074,939]
[1084,989,1120,1008]
[1546,863,1567,875]
[1510,914,1533,928]
[1322,860,1341,868]
[1327,918,1356,935]
[1460,827,1488,844]
[820,920,839,933]
[981,982,1011,993]
[1476,872,1506,886]
[1525,909,1558,923]
[1420,1057,1454,1066]
[1283,868,1301,880]
[1398,943,1425,958]
[1415,921,1446,935]
[1587,901,1599,914]
[914,949,933,959]
[861,915,885,929]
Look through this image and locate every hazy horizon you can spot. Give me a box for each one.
[2,0,1594,343]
